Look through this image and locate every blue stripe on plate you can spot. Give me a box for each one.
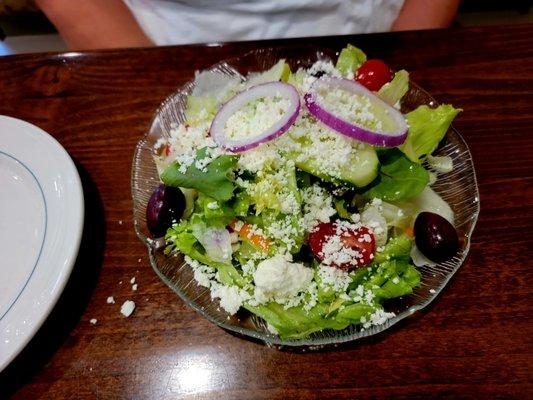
[0,151,48,322]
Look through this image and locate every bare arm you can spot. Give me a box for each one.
[392,0,460,31]
[35,0,153,50]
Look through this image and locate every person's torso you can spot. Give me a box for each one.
[125,0,404,45]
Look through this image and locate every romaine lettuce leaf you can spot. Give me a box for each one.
[373,234,413,264]
[368,260,420,301]
[245,302,370,339]
[161,148,238,201]
[392,186,454,225]
[191,70,241,104]
[165,219,247,287]
[185,95,217,125]
[248,162,301,214]
[400,104,462,163]
[194,193,236,227]
[377,69,409,106]
[363,149,429,201]
[336,44,367,76]
[245,59,291,87]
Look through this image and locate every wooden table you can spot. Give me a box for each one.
[1,24,532,399]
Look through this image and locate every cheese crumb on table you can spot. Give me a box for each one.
[120,300,136,317]
[106,296,115,304]
[132,284,138,291]
[130,277,136,284]
[90,318,97,325]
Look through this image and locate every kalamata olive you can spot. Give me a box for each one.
[146,184,186,237]
[414,212,459,263]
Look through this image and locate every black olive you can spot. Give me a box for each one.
[146,184,186,237]
[414,212,459,263]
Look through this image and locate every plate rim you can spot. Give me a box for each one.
[0,115,84,370]
[132,47,480,347]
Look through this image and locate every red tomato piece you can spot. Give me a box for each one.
[356,59,393,91]
[308,222,376,270]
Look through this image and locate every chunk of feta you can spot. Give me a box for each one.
[253,255,313,302]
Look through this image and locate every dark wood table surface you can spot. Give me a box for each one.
[1,24,532,400]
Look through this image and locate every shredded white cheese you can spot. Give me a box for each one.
[120,300,136,317]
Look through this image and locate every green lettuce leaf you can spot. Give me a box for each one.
[400,104,462,163]
[364,149,429,201]
[377,69,409,106]
[373,234,413,264]
[333,198,351,219]
[366,259,420,301]
[246,59,291,87]
[185,95,217,125]
[336,44,367,76]
[161,148,238,201]
[164,220,247,288]
[244,302,376,339]
[194,193,236,227]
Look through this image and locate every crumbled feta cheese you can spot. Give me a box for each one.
[120,300,136,317]
[237,144,282,173]
[132,284,138,291]
[318,265,352,293]
[279,112,362,179]
[185,255,215,288]
[130,277,136,284]
[206,201,219,210]
[429,288,436,294]
[165,121,223,173]
[313,86,383,131]
[90,318,97,325]
[392,277,400,284]
[210,282,250,315]
[224,96,291,141]
[307,60,342,78]
[265,215,302,251]
[320,234,362,267]
[106,296,115,304]
[301,185,336,231]
[253,255,313,303]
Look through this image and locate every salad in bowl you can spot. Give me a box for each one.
[133,45,478,343]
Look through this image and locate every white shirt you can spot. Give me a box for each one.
[124,0,404,45]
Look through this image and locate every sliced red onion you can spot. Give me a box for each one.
[195,227,232,264]
[210,82,300,153]
[304,77,408,147]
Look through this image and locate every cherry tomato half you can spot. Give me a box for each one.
[356,59,393,91]
[308,222,376,270]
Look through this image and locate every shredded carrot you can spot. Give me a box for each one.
[405,227,414,238]
[230,220,270,253]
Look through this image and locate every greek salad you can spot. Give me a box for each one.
[146,45,462,339]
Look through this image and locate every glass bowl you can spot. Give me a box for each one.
[131,46,479,348]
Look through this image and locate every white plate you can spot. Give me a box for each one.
[0,116,84,371]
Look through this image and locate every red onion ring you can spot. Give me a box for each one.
[210,82,300,153]
[304,77,408,147]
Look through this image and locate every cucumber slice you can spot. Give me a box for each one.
[288,143,378,188]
